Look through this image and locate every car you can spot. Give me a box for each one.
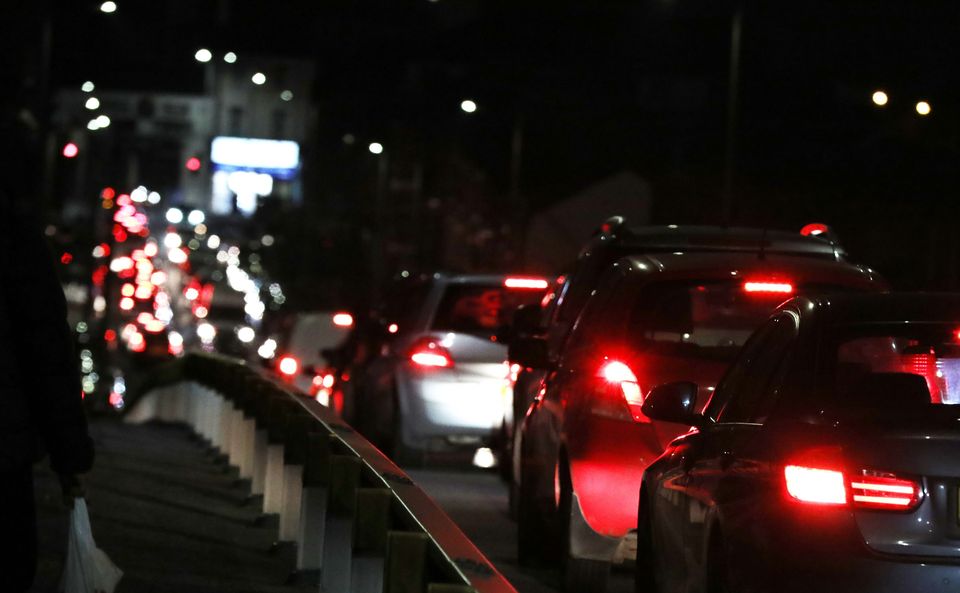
[505,219,844,517]
[356,273,547,465]
[275,310,354,395]
[636,292,960,593]
[513,225,886,591]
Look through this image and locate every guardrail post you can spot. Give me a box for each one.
[296,432,333,579]
[263,399,295,515]
[279,413,313,543]
[385,532,429,593]
[321,455,361,593]
[351,488,392,593]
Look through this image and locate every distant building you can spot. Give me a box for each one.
[53,54,315,218]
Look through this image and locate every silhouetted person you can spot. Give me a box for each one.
[0,194,94,591]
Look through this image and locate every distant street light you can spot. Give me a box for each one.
[85,97,100,110]
[99,1,117,13]
[223,52,237,64]
[280,90,294,101]
[460,99,478,113]
[81,81,95,93]
[95,114,110,128]
[251,72,267,85]
[368,142,384,155]
[165,208,184,224]
[194,48,213,63]
[916,100,931,116]
[872,90,888,107]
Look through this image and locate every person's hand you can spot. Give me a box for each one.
[58,473,85,509]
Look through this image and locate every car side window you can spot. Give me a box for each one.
[563,267,627,359]
[708,313,798,423]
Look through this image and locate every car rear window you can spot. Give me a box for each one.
[832,324,960,407]
[431,283,545,337]
[627,281,790,361]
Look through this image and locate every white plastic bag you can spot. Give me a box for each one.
[61,498,123,593]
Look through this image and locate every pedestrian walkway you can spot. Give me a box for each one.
[32,419,309,593]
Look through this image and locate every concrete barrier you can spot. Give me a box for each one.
[128,354,515,593]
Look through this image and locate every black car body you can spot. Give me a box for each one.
[637,293,960,593]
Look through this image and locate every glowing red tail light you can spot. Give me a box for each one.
[408,339,454,369]
[278,355,300,377]
[504,277,549,290]
[598,359,646,421]
[785,464,923,511]
[743,280,794,294]
[785,465,847,505]
[332,312,354,327]
[850,471,922,510]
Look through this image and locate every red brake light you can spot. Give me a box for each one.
[784,465,847,505]
[800,222,830,237]
[785,464,923,511]
[332,312,354,327]
[409,339,454,368]
[743,280,794,295]
[851,471,922,510]
[278,355,299,376]
[504,277,549,290]
[598,360,645,421]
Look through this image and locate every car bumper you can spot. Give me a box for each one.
[733,501,960,592]
[398,366,509,448]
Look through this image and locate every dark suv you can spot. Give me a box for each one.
[511,224,886,591]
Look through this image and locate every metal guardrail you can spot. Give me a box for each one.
[127,353,518,593]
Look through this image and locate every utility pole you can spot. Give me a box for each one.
[720,1,743,226]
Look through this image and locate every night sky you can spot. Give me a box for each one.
[5,1,960,287]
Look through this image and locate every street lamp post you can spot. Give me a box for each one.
[720,1,744,226]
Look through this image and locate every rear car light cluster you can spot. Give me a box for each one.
[785,464,923,511]
[597,359,646,422]
[409,338,454,368]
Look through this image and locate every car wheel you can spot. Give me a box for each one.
[558,463,610,593]
[516,451,553,566]
[634,490,657,593]
[389,395,423,467]
[706,528,734,593]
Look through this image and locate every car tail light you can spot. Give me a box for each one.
[504,277,549,290]
[597,359,646,421]
[278,355,299,377]
[785,464,923,511]
[785,465,847,505]
[408,339,454,369]
[850,471,922,510]
[128,331,146,353]
[332,312,354,327]
[743,280,794,294]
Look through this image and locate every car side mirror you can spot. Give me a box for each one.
[641,381,706,427]
[512,303,544,336]
[508,336,552,369]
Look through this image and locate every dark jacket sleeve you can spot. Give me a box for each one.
[6,206,94,475]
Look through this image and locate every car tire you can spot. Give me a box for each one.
[508,477,519,521]
[634,491,656,593]
[389,395,424,468]
[516,451,553,566]
[558,463,610,593]
[706,528,734,593]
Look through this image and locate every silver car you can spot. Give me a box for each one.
[358,273,547,465]
[636,293,960,593]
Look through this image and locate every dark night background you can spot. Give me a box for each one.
[3,1,960,304]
